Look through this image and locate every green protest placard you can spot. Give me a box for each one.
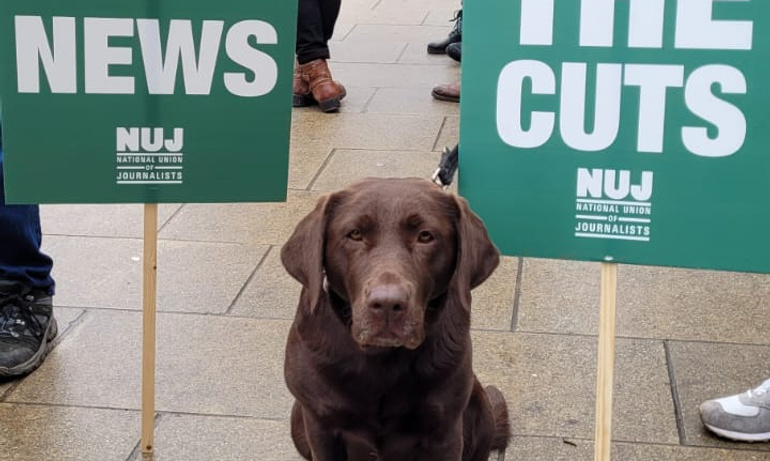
[460,0,770,273]
[0,0,296,204]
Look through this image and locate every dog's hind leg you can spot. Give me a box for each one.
[291,400,313,460]
[485,385,511,451]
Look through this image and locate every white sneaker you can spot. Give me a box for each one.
[699,378,770,442]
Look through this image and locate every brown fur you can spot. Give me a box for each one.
[282,178,511,461]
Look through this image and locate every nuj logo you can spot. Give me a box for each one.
[116,127,184,153]
[576,168,653,202]
[115,127,184,185]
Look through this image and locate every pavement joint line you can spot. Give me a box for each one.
[394,42,410,64]
[503,433,770,454]
[157,203,186,234]
[340,23,358,41]
[664,339,688,445]
[125,412,163,461]
[419,11,428,26]
[154,410,289,422]
[509,256,524,332]
[4,400,140,413]
[359,87,380,113]
[224,245,274,315]
[306,147,339,191]
[508,329,770,348]
[2,400,290,422]
[50,304,299,322]
[430,116,450,152]
[48,307,90,349]
[44,232,262,247]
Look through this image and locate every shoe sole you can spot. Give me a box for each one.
[704,423,770,442]
[293,93,317,107]
[427,46,448,54]
[0,317,58,378]
[431,89,460,103]
[318,89,347,113]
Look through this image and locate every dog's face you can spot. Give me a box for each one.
[323,179,459,350]
[282,178,499,351]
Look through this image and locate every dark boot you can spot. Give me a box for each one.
[298,59,347,113]
[427,10,462,55]
[446,42,461,62]
[292,64,314,107]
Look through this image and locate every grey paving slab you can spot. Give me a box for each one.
[42,235,142,310]
[365,87,462,115]
[471,256,518,331]
[668,340,770,452]
[345,24,458,45]
[7,310,294,419]
[0,403,139,461]
[398,41,461,64]
[229,246,300,320]
[151,414,295,461]
[335,0,379,25]
[344,5,429,25]
[423,9,461,26]
[158,190,322,245]
[332,62,460,90]
[43,235,267,314]
[290,111,445,152]
[378,0,458,11]
[471,331,678,444]
[311,149,442,192]
[40,203,181,238]
[516,258,770,344]
[329,40,408,64]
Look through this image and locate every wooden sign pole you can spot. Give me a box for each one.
[141,203,159,453]
[594,262,618,461]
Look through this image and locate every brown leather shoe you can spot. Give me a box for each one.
[298,59,347,113]
[431,82,460,103]
[293,65,314,107]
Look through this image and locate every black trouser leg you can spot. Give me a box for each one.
[296,0,342,64]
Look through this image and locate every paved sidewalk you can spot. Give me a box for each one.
[2,0,770,460]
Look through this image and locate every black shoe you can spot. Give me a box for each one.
[427,10,462,54]
[0,281,57,378]
[446,42,461,62]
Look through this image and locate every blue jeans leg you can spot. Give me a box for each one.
[0,149,55,294]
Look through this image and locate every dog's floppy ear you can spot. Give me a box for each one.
[451,195,500,311]
[281,194,333,313]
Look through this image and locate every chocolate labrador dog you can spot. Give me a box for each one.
[282,178,510,461]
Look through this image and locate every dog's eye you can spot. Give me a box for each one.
[417,230,434,243]
[347,229,363,241]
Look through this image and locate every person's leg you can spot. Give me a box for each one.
[0,127,58,378]
[296,0,330,65]
[319,0,342,46]
[294,0,346,112]
[0,153,55,294]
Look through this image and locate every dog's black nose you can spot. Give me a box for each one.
[367,284,409,314]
